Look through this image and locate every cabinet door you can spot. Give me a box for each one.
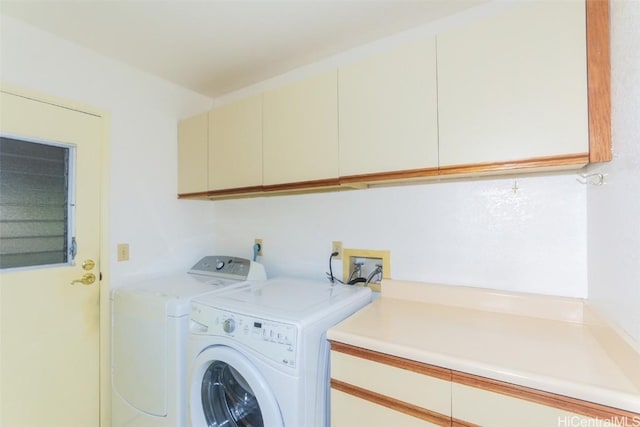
[437,1,588,168]
[262,71,338,186]
[339,37,438,177]
[209,95,262,191]
[452,383,597,427]
[178,112,208,194]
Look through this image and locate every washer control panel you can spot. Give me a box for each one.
[191,303,298,369]
[188,256,264,281]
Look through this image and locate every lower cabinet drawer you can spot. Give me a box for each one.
[452,383,597,427]
[330,343,452,426]
[331,349,451,416]
[331,388,443,427]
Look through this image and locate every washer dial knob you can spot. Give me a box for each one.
[222,318,235,333]
[215,260,225,270]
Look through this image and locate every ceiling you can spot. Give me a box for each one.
[0,0,486,99]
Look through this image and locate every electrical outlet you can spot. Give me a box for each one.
[254,239,263,256]
[117,243,129,262]
[332,241,343,260]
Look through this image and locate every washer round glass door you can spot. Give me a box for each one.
[190,345,283,427]
[202,361,261,426]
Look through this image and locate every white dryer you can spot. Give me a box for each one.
[111,256,266,427]
[187,277,372,427]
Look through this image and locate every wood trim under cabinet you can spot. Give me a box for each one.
[330,341,451,381]
[177,185,264,200]
[262,177,342,192]
[177,191,214,200]
[586,0,612,163]
[451,419,481,427]
[177,178,346,199]
[339,167,439,185]
[451,371,640,423]
[438,153,589,176]
[331,379,451,427]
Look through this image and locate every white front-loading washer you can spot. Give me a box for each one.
[111,256,266,427]
[187,277,372,427]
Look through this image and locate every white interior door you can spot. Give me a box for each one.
[0,88,104,427]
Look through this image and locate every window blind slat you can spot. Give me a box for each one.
[0,252,67,269]
[0,221,66,238]
[0,205,66,221]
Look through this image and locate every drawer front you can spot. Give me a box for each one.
[331,350,451,416]
[452,383,596,427]
[331,389,442,427]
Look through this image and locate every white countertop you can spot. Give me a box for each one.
[327,280,640,413]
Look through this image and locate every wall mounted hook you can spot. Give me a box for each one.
[577,173,606,186]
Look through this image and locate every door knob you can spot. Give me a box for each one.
[82,259,95,271]
[70,273,96,286]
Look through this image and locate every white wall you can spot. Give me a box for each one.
[211,173,588,298]
[0,15,216,288]
[587,0,640,344]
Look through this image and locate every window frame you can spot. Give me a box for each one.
[0,132,77,272]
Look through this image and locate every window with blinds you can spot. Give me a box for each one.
[0,136,74,270]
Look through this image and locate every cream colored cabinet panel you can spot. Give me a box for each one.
[331,389,441,427]
[209,95,262,191]
[452,383,596,427]
[437,1,588,167]
[178,112,208,194]
[331,351,451,416]
[262,71,338,185]
[339,37,438,177]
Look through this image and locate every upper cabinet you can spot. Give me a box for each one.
[338,37,439,180]
[178,0,610,200]
[262,70,339,186]
[437,1,589,172]
[208,95,263,191]
[178,112,208,195]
